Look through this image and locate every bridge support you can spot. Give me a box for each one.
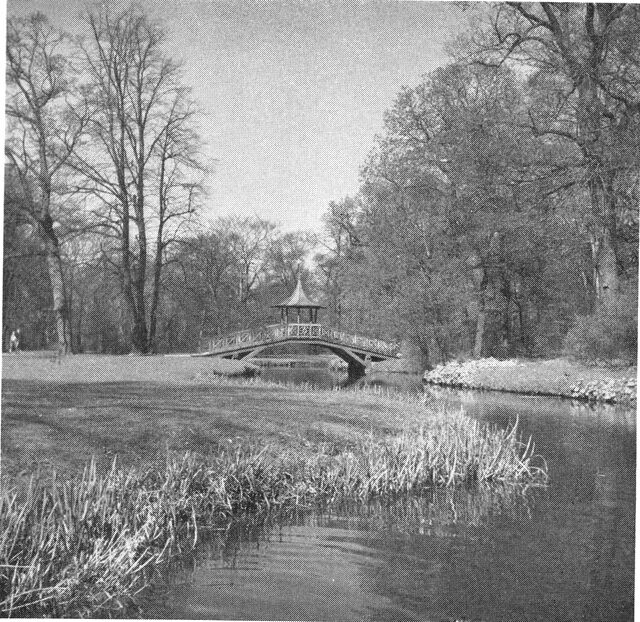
[340,348,372,381]
[347,360,366,381]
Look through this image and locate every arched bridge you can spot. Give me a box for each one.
[196,323,400,378]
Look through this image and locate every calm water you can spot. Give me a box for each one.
[261,366,425,391]
[141,371,635,621]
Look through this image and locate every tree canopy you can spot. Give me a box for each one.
[4,3,637,363]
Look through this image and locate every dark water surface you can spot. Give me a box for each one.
[142,372,635,621]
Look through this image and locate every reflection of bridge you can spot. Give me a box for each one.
[197,323,400,378]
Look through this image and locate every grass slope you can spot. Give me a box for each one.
[1,354,548,616]
[2,351,256,384]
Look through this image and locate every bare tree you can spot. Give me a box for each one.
[75,4,203,352]
[147,117,203,350]
[5,13,88,354]
[223,216,277,304]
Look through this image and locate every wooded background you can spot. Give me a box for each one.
[4,3,638,363]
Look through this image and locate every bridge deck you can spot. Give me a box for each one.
[198,323,399,360]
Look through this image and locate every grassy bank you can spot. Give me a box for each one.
[2,377,424,480]
[424,358,637,403]
[1,416,547,617]
[1,355,548,616]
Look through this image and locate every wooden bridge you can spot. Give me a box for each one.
[197,323,400,378]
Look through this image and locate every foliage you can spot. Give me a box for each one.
[316,6,639,364]
[564,291,638,363]
[3,3,638,363]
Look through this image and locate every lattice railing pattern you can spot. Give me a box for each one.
[202,323,399,357]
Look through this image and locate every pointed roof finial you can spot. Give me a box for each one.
[272,275,326,308]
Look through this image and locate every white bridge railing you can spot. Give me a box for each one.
[201,323,399,358]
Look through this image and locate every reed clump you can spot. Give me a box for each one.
[1,411,547,617]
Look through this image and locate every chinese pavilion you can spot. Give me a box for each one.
[272,276,326,324]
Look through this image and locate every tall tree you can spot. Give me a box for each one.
[267,231,313,288]
[3,166,54,350]
[361,64,534,357]
[5,13,87,353]
[315,197,364,329]
[466,2,640,303]
[77,4,202,352]
[341,61,592,360]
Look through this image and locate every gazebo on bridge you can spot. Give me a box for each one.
[197,276,399,378]
[272,276,326,325]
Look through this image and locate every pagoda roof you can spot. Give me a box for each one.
[272,276,326,308]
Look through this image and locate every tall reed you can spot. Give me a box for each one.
[1,411,546,617]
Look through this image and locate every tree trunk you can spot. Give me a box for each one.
[473,306,486,359]
[589,174,620,304]
[501,280,512,355]
[473,272,488,359]
[148,154,168,354]
[148,243,163,353]
[41,217,71,354]
[198,307,209,353]
[575,56,620,305]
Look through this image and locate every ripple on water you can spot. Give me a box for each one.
[140,385,635,622]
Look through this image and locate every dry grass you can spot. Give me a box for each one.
[1,354,549,616]
[1,413,547,617]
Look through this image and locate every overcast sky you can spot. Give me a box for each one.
[7,0,468,231]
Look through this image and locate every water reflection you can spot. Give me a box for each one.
[141,485,543,621]
[141,377,634,621]
[261,367,426,394]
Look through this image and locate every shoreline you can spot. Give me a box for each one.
[1,367,547,617]
[424,357,637,405]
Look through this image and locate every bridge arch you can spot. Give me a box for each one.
[195,277,398,379]
[197,323,398,381]
[232,340,372,379]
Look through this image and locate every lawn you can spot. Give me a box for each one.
[1,352,548,617]
[2,350,256,383]
[1,353,415,479]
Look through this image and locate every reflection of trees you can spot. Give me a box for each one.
[579,462,635,621]
[313,485,538,537]
[175,485,539,565]
[141,456,633,621]
[141,485,539,613]
[423,385,636,430]
[139,391,635,620]
[363,400,635,622]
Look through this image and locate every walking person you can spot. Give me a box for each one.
[9,330,18,353]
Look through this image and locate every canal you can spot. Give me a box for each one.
[141,370,635,621]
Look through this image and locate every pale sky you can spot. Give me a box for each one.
[7,0,467,231]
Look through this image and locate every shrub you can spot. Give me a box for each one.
[564,291,638,363]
